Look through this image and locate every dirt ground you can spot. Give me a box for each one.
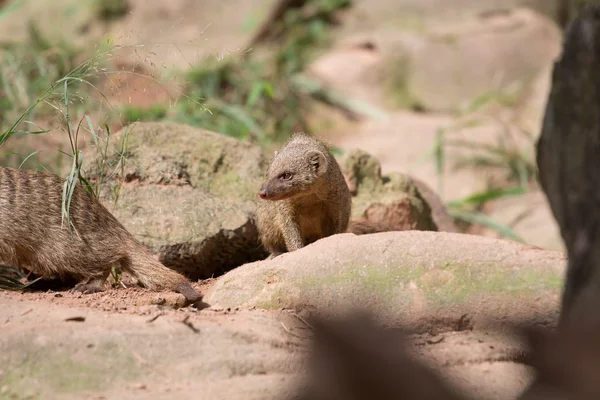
[0,286,537,400]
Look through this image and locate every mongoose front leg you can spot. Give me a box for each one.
[266,251,283,260]
[282,221,304,252]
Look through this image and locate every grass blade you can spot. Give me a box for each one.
[450,209,525,243]
[447,187,525,208]
[0,264,43,291]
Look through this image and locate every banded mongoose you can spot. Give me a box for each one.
[0,167,202,302]
[255,133,352,257]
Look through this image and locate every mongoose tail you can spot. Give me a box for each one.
[126,247,203,302]
[346,220,397,235]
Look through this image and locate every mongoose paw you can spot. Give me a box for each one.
[266,252,283,260]
[73,282,105,295]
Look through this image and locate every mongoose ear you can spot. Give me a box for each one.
[274,150,279,157]
[309,150,328,177]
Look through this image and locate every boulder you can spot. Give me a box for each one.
[84,122,269,280]
[342,149,457,232]
[309,7,562,112]
[206,231,566,332]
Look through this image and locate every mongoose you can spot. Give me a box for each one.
[255,133,352,257]
[0,167,202,302]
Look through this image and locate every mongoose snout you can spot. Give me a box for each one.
[258,174,296,201]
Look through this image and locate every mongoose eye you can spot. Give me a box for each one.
[279,172,293,180]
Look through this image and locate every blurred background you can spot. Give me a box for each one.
[0,0,586,252]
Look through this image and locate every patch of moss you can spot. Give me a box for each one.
[121,104,168,124]
[419,261,564,307]
[0,339,141,397]
[392,14,427,34]
[384,56,425,111]
[428,33,459,46]
[249,260,563,312]
[254,261,427,309]
[96,0,130,21]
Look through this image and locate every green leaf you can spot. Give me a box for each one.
[447,187,525,208]
[450,209,525,243]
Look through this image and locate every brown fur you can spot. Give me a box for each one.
[0,167,201,302]
[346,220,398,235]
[255,133,352,257]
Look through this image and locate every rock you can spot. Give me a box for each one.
[331,0,564,30]
[0,297,303,400]
[411,178,460,233]
[309,8,562,112]
[342,149,383,195]
[206,231,566,333]
[0,0,279,69]
[84,122,268,280]
[355,199,438,232]
[342,149,457,232]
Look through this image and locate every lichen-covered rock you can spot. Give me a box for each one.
[206,231,566,332]
[84,122,268,280]
[356,198,437,232]
[411,178,460,233]
[89,121,266,201]
[342,149,383,195]
[341,149,458,232]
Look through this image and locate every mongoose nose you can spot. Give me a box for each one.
[258,189,268,199]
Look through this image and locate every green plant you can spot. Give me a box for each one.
[170,0,369,145]
[0,265,42,291]
[445,187,526,242]
[96,0,130,21]
[431,90,538,241]
[0,22,82,127]
[110,265,125,288]
[121,104,167,124]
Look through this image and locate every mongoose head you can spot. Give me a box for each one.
[258,149,328,201]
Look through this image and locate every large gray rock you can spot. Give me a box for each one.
[206,231,566,332]
[85,122,268,280]
[309,7,562,112]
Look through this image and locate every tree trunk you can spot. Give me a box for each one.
[557,0,600,28]
[536,4,600,327]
